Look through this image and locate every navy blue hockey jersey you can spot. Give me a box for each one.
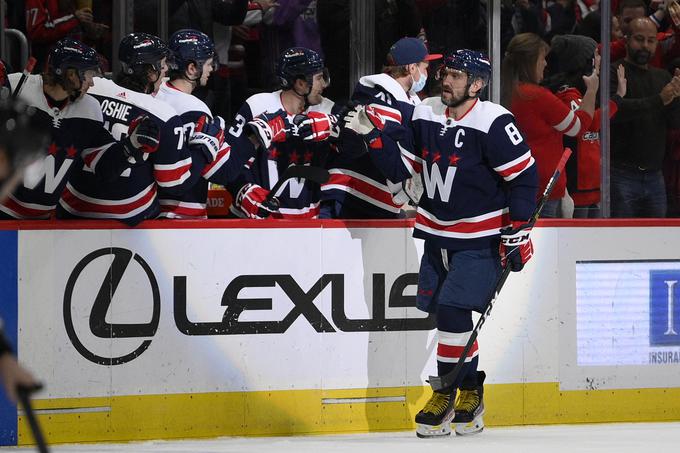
[323,73,420,218]
[374,97,538,250]
[57,77,199,225]
[227,91,335,219]
[153,80,256,218]
[0,74,130,219]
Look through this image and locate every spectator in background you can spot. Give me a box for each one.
[543,34,626,218]
[317,0,350,101]
[420,0,486,57]
[610,17,680,218]
[318,0,424,103]
[664,56,680,217]
[25,0,96,71]
[375,0,424,73]
[575,8,626,42]
[212,0,277,120]
[501,32,598,218]
[544,0,577,42]
[511,0,547,37]
[603,0,675,69]
[166,0,249,37]
[270,0,323,54]
[84,1,113,71]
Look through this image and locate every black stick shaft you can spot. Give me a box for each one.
[17,387,49,453]
[11,57,36,100]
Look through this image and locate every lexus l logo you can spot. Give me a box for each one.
[63,248,160,365]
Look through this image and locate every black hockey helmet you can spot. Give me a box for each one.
[119,32,169,75]
[438,49,492,84]
[168,29,217,73]
[276,47,329,90]
[47,38,100,79]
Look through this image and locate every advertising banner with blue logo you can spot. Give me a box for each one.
[650,270,680,348]
[576,260,680,367]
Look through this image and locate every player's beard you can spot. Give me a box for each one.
[440,87,470,108]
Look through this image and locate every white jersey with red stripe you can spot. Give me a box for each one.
[227,90,335,219]
[57,77,199,225]
[153,81,256,219]
[323,73,420,218]
[372,96,538,251]
[0,74,132,220]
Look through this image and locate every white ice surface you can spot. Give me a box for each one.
[4,422,680,452]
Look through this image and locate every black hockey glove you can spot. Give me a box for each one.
[499,221,534,272]
[246,110,290,150]
[122,115,160,162]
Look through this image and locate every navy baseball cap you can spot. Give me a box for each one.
[386,37,443,66]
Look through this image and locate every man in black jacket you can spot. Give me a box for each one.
[610,17,680,217]
[134,0,249,39]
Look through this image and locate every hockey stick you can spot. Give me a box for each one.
[265,165,330,201]
[11,57,37,100]
[428,147,573,392]
[17,384,49,453]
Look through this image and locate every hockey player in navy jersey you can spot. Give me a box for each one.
[0,38,159,220]
[321,37,441,219]
[345,49,538,437]
[227,46,339,219]
[56,32,218,225]
[154,29,282,218]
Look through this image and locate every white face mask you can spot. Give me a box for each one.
[411,67,427,93]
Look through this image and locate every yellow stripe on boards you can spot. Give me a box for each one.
[17,384,680,446]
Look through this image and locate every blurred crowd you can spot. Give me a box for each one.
[2,0,680,220]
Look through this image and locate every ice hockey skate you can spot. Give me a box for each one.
[415,390,455,438]
[453,371,485,435]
